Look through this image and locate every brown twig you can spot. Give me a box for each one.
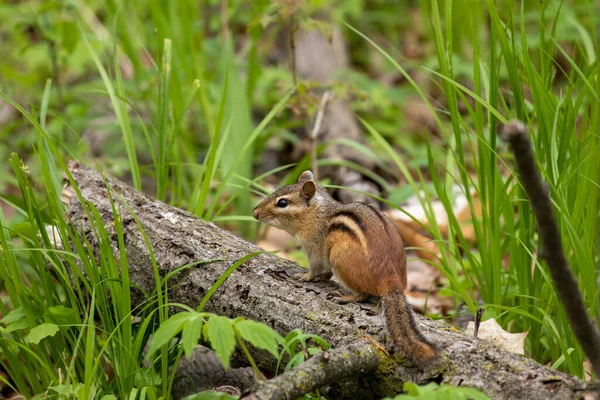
[241,342,379,400]
[309,91,332,181]
[473,308,484,339]
[499,120,600,379]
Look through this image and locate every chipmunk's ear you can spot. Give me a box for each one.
[297,170,314,183]
[300,180,316,201]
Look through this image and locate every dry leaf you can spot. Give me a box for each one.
[404,258,453,315]
[387,185,482,248]
[465,318,528,355]
[405,290,454,316]
[406,258,439,292]
[388,218,440,262]
[583,359,594,382]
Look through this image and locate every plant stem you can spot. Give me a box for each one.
[236,332,264,380]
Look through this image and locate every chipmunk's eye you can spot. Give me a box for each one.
[276,198,289,208]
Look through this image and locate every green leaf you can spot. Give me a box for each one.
[49,383,83,396]
[182,391,238,400]
[234,319,280,358]
[27,323,60,344]
[306,347,322,356]
[45,305,77,325]
[59,20,79,54]
[206,316,235,369]
[133,368,162,387]
[284,352,306,371]
[6,318,30,332]
[385,382,491,399]
[453,387,491,400]
[147,312,192,356]
[0,307,25,324]
[182,315,203,359]
[197,252,264,312]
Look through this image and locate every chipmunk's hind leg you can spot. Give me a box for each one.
[330,292,370,304]
[293,270,333,282]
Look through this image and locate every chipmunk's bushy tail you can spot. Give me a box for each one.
[383,289,438,364]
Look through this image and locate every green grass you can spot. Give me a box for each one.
[0,0,598,397]
[349,0,599,377]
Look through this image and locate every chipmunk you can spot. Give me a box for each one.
[252,170,438,364]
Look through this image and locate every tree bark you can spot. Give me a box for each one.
[62,162,595,400]
[244,342,380,400]
[292,22,380,205]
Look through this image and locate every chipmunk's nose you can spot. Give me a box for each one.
[252,208,260,220]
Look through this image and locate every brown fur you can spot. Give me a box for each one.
[253,171,438,363]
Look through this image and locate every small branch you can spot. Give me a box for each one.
[473,308,484,339]
[499,120,600,379]
[309,91,332,181]
[242,342,379,400]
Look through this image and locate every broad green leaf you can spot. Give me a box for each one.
[133,368,162,387]
[454,387,491,400]
[27,323,60,344]
[49,383,84,396]
[0,307,25,324]
[182,315,203,359]
[206,316,235,369]
[307,347,322,356]
[182,391,238,400]
[147,312,192,356]
[234,319,279,358]
[59,20,79,54]
[284,352,306,371]
[197,252,264,312]
[6,318,30,332]
[45,306,77,325]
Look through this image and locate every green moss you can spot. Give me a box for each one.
[372,349,408,396]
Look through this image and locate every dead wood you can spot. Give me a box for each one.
[499,120,600,379]
[61,162,596,400]
[172,345,257,400]
[243,342,379,400]
[292,23,380,205]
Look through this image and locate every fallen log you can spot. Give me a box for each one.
[62,161,594,400]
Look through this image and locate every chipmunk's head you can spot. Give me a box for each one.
[252,171,318,234]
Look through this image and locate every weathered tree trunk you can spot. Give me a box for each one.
[294,26,366,164]
[62,162,594,400]
[291,21,380,204]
